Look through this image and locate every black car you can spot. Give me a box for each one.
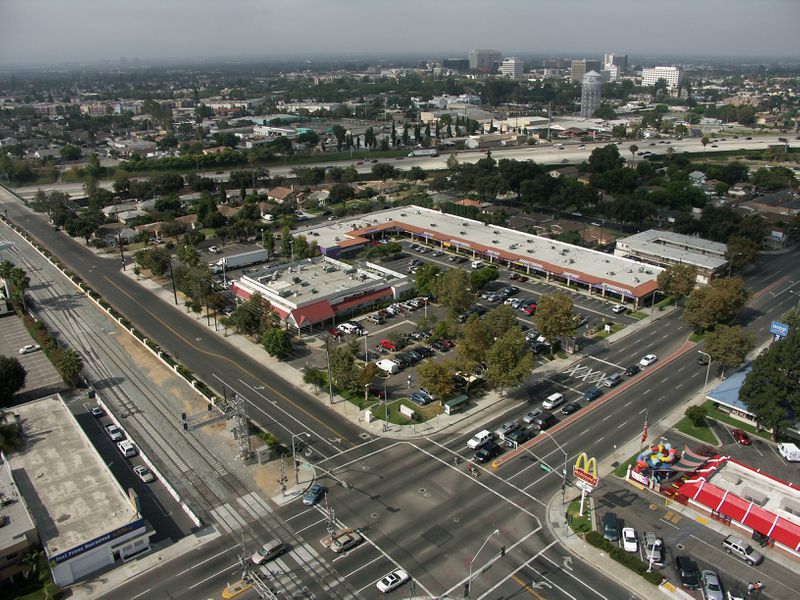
[412,346,434,358]
[430,340,449,352]
[561,402,581,415]
[504,427,534,447]
[532,411,557,431]
[624,364,641,376]
[474,441,503,463]
[401,350,422,364]
[674,555,701,590]
[452,374,468,390]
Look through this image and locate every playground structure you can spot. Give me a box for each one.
[634,441,680,480]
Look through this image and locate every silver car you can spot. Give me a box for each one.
[701,570,724,600]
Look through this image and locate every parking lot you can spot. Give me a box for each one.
[594,477,800,600]
[0,312,65,402]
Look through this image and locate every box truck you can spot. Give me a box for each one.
[213,249,269,271]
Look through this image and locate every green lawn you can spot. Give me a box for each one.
[673,415,719,445]
[702,400,772,441]
[629,311,647,320]
[370,399,439,424]
[613,452,641,478]
[689,331,705,343]
[567,499,592,534]
[590,322,625,340]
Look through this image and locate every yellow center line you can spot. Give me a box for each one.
[103,276,355,446]
[512,574,546,599]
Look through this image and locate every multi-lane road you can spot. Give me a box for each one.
[3,180,800,598]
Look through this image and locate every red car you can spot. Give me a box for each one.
[379,339,398,351]
[732,429,751,445]
[523,303,537,316]
[328,328,343,339]
[440,338,455,349]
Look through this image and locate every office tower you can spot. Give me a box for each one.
[469,49,502,71]
[603,53,628,71]
[641,66,684,89]
[571,59,602,82]
[499,57,524,79]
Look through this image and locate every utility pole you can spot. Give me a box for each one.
[325,335,335,404]
[167,257,178,305]
[230,392,252,461]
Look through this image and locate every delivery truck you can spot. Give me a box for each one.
[408,148,439,157]
[211,248,269,273]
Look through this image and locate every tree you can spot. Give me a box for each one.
[417,361,455,404]
[262,230,274,255]
[229,293,269,337]
[469,266,499,291]
[0,356,26,405]
[60,145,81,161]
[406,166,426,187]
[587,144,624,173]
[701,136,709,163]
[414,264,440,298]
[431,269,474,317]
[683,277,748,332]
[261,327,292,359]
[685,405,708,428]
[657,264,697,304]
[176,244,200,267]
[457,318,491,373]
[726,235,758,272]
[628,144,638,164]
[484,329,535,394]
[534,293,577,342]
[704,325,754,378]
[329,346,359,393]
[329,183,355,205]
[53,348,83,388]
[85,153,102,179]
[739,314,800,439]
[371,163,398,181]
[483,305,521,340]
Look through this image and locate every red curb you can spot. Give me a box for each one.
[491,338,698,470]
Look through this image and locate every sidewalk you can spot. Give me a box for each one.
[122,266,679,440]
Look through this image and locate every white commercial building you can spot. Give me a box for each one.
[641,66,684,90]
[614,230,727,285]
[499,57,524,79]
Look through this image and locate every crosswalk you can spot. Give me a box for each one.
[210,492,273,533]
[258,542,341,598]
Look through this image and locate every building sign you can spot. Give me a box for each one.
[450,239,470,249]
[573,452,598,488]
[50,518,146,565]
[770,321,789,338]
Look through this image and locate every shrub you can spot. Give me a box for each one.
[585,531,609,549]
[685,405,708,427]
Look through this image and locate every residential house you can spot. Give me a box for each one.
[94,223,138,246]
[305,190,330,207]
[688,170,707,186]
[217,204,242,220]
[175,214,198,230]
[267,186,297,205]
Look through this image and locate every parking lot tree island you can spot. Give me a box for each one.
[484,328,535,395]
[431,268,475,317]
[534,293,578,343]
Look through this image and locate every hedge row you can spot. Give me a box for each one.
[585,531,664,586]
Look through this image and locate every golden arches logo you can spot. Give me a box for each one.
[573,452,598,486]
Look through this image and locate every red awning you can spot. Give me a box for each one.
[289,302,335,327]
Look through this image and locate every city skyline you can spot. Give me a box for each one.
[1,0,798,68]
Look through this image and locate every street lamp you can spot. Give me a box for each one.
[698,350,712,388]
[788,290,800,314]
[467,528,501,599]
[727,251,744,277]
[291,432,311,484]
[540,429,568,504]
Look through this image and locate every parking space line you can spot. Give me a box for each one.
[293,517,328,535]
[340,553,386,580]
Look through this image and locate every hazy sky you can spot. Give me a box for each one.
[1,0,798,67]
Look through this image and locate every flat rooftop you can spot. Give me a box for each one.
[243,256,404,306]
[617,230,727,271]
[709,460,800,525]
[10,396,139,557]
[296,206,662,294]
[0,454,36,551]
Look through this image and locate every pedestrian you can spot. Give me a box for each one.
[754,581,763,592]
[748,582,755,595]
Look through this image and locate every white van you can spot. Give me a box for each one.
[470,260,484,269]
[778,442,800,462]
[467,430,493,449]
[543,392,565,410]
[376,359,400,375]
[337,322,362,335]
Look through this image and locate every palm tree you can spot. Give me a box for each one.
[629,144,639,164]
[22,548,44,579]
[666,146,675,163]
[701,136,710,163]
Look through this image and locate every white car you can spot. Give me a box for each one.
[19,344,41,355]
[376,569,410,593]
[639,354,658,367]
[208,245,220,254]
[105,424,124,441]
[133,465,155,483]
[250,540,287,565]
[611,304,626,314]
[621,527,638,552]
[117,440,137,458]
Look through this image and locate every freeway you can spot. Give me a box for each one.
[11,134,792,202]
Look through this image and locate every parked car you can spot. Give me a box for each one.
[522,303,538,316]
[430,340,449,352]
[523,409,543,424]
[721,535,763,565]
[105,424,124,442]
[90,405,105,418]
[643,532,665,566]
[611,304,627,314]
[494,420,520,440]
[531,411,557,431]
[410,391,433,406]
[675,555,701,589]
[134,465,155,483]
[330,531,362,553]
[376,569,410,593]
[208,245,220,254]
[379,339,398,351]
[411,345,434,358]
[117,440,137,458]
[701,570,724,600]
[474,441,503,463]
[622,527,638,552]
[18,344,41,355]
[732,429,751,445]
[603,512,619,541]
[251,540,287,564]
[303,483,325,506]
[639,354,658,367]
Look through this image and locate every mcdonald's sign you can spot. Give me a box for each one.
[573,452,598,488]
